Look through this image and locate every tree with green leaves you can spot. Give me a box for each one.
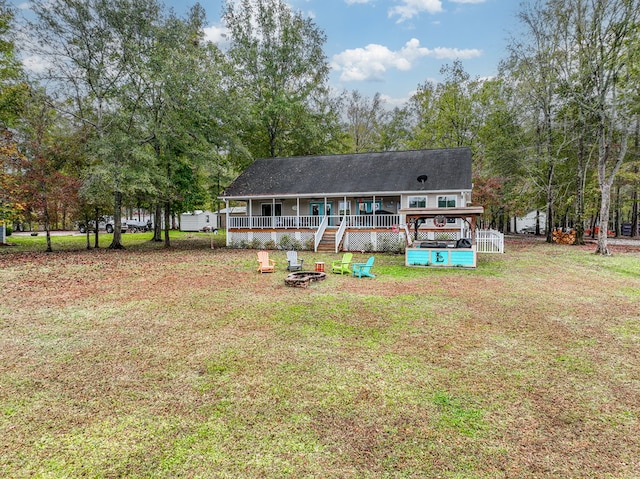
[502,0,570,242]
[28,0,152,248]
[224,0,340,160]
[0,0,25,128]
[567,0,640,255]
[17,88,81,251]
[506,0,640,253]
[341,90,386,153]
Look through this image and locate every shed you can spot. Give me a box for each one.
[180,210,217,232]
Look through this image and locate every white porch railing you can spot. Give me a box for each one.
[335,216,348,252]
[228,215,322,229]
[228,214,401,230]
[476,229,504,253]
[346,214,401,228]
[314,216,329,252]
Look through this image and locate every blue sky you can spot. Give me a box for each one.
[190,0,520,105]
[15,0,521,106]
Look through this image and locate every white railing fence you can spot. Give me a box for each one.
[476,229,504,253]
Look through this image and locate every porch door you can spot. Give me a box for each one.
[261,203,282,216]
[358,200,383,214]
[261,203,281,228]
[310,202,333,225]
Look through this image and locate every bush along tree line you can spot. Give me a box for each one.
[1,0,638,255]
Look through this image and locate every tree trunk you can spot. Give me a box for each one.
[93,208,99,248]
[595,183,611,255]
[164,199,171,248]
[44,208,52,253]
[109,191,125,249]
[152,202,162,242]
[632,189,638,238]
[545,163,554,243]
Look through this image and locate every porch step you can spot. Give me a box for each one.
[317,230,339,252]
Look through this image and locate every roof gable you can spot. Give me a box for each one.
[221,148,472,198]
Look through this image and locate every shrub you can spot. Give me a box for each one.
[279,234,292,250]
[303,238,314,251]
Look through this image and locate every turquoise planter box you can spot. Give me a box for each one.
[406,247,476,268]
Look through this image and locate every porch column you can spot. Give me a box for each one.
[297,197,300,226]
[249,199,253,229]
[225,200,230,247]
[373,195,377,227]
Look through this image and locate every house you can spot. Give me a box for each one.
[180,210,218,232]
[219,147,484,252]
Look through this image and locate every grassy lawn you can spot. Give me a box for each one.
[1,233,639,478]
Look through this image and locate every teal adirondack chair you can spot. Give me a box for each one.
[352,256,375,278]
[331,252,353,275]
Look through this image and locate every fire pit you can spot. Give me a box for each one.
[284,271,327,288]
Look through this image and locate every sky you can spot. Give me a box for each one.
[13,0,521,106]
[192,0,521,105]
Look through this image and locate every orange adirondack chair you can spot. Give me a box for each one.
[257,251,276,273]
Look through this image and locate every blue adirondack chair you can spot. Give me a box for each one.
[352,256,375,278]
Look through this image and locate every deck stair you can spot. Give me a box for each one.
[317,230,340,252]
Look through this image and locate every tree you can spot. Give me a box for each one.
[570,0,640,255]
[0,128,26,232]
[18,88,80,251]
[341,90,386,153]
[28,0,176,249]
[224,0,340,159]
[0,0,26,127]
[503,0,570,243]
[507,0,640,253]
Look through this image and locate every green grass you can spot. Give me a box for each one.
[1,236,640,478]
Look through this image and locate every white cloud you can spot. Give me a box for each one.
[345,0,372,4]
[22,55,51,74]
[203,24,229,46]
[389,0,443,22]
[331,38,482,82]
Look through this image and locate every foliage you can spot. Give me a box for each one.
[0,0,26,127]
[0,128,26,225]
[224,0,340,160]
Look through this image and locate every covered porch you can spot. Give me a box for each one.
[224,195,403,252]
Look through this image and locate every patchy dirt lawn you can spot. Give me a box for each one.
[1,237,639,478]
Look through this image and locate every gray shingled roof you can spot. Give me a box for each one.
[221,148,472,198]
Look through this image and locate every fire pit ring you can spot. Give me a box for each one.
[284,271,327,288]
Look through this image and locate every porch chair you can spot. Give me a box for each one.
[331,252,353,275]
[352,256,375,279]
[257,251,276,273]
[286,250,304,272]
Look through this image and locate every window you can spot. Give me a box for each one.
[408,196,426,208]
[338,201,351,215]
[437,196,456,208]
